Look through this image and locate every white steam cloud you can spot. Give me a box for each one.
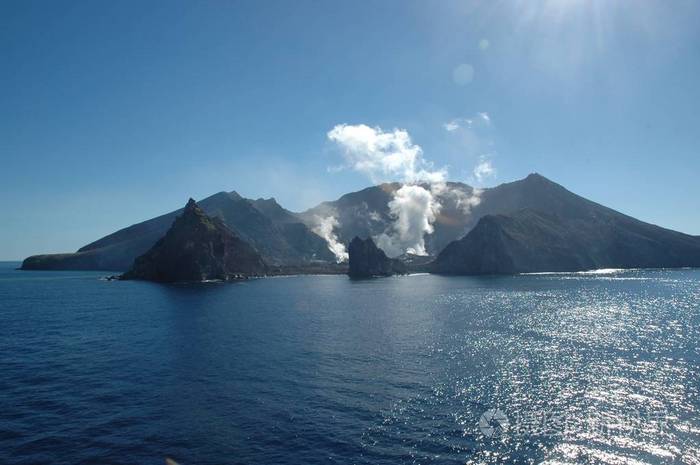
[328,124,452,257]
[327,124,446,184]
[328,124,486,258]
[375,184,441,257]
[432,182,482,215]
[311,215,348,263]
[473,157,496,183]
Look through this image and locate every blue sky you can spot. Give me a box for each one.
[2,0,700,260]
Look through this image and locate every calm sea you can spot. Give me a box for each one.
[1,262,698,464]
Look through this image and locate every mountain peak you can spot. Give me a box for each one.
[182,198,209,220]
[254,197,279,206]
[524,172,548,182]
[515,173,566,193]
[122,199,267,282]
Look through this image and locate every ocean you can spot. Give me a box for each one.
[1,262,698,464]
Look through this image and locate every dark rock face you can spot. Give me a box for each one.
[431,208,700,274]
[121,199,266,282]
[201,193,334,265]
[347,237,406,278]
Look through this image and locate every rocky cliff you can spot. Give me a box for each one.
[347,236,407,278]
[121,199,267,282]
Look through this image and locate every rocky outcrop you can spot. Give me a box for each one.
[430,208,700,274]
[121,199,266,282]
[347,236,406,278]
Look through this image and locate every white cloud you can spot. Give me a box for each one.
[444,112,497,186]
[443,112,490,133]
[473,158,496,183]
[327,124,446,183]
[444,118,472,132]
[444,120,461,132]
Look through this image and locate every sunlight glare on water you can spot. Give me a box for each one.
[0,264,698,464]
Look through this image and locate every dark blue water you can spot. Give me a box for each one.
[1,262,699,465]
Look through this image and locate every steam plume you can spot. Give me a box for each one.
[327,124,446,183]
[311,215,348,263]
[327,122,486,257]
[375,184,440,257]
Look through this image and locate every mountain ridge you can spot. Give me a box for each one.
[122,198,267,282]
[430,187,700,274]
[22,191,334,271]
[20,173,700,274]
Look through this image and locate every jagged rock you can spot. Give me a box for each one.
[121,199,266,282]
[347,236,406,278]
